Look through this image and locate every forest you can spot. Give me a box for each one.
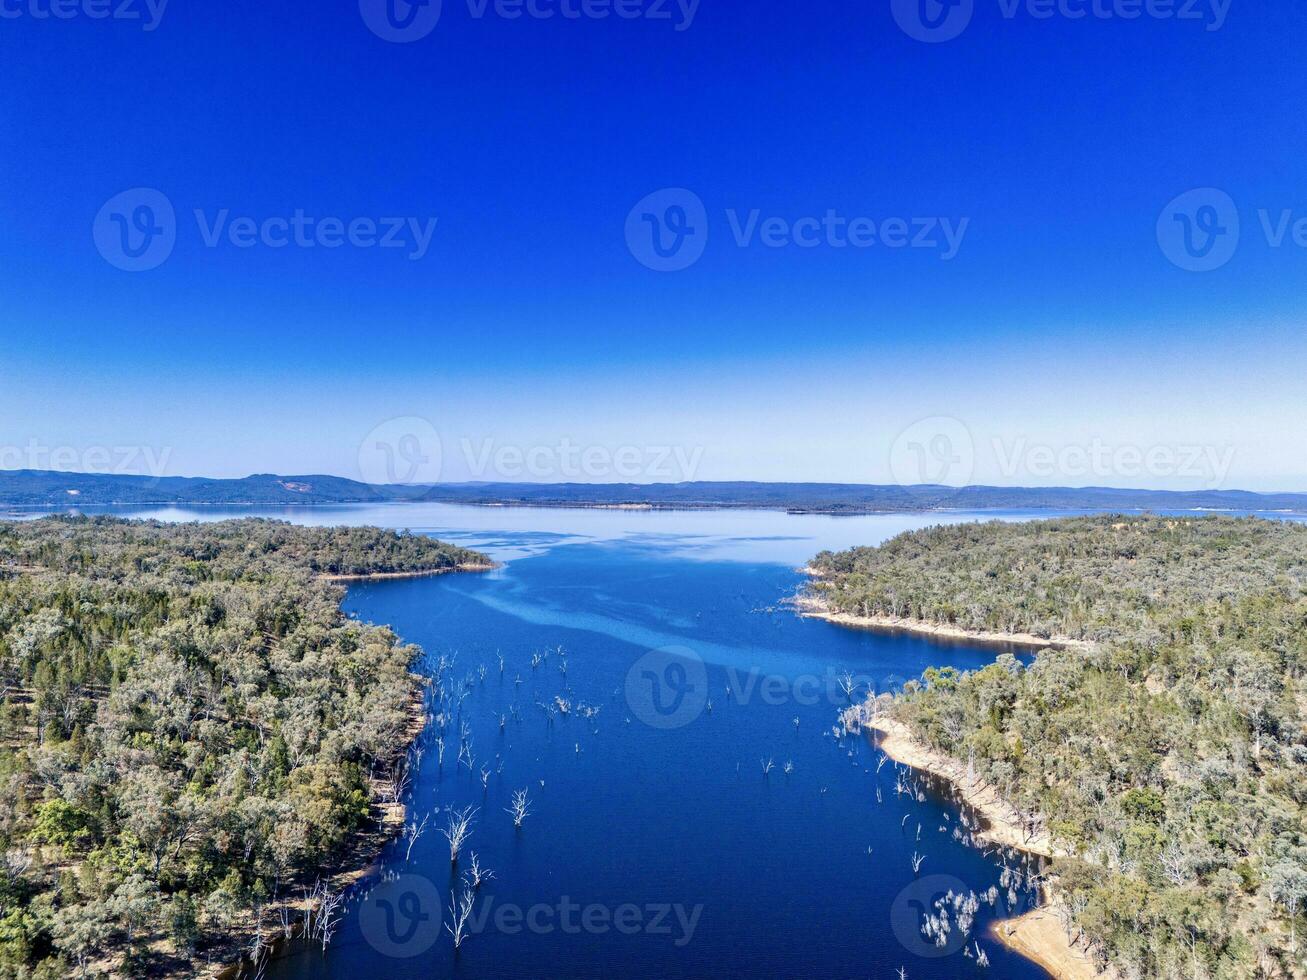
[0,516,487,977]
[813,516,1307,978]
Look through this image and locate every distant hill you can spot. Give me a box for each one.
[0,470,417,506]
[3,470,1307,514]
[420,481,1307,514]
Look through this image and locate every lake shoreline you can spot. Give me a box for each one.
[851,711,1059,858]
[214,555,489,978]
[3,499,958,516]
[990,908,1106,980]
[18,497,1301,519]
[794,588,1091,651]
[211,680,429,979]
[844,706,1105,979]
[317,560,496,582]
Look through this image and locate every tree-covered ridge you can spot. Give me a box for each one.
[9,468,1307,513]
[0,516,486,579]
[810,514,1307,644]
[823,517,1307,978]
[0,517,488,977]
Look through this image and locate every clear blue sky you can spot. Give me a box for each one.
[2,0,1305,490]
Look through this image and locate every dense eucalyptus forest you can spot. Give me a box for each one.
[813,516,1307,978]
[0,517,486,977]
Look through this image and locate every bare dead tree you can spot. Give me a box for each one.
[303,881,345,951]
[441,806,477,864]
[242,928,268,980]
[276,899,293,939]
[381,755,411,804]
[446,885,476,950]
[2,849,31,888]
[466,852,494,889]
[403,810,430,862]
[1160,840,1189,886]
[506,788,532,828]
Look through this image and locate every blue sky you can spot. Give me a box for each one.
[2,0,1305,490]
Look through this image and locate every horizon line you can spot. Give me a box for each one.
[5,468,1307,498]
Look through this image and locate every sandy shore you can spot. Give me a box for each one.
[860,713,1059,859]
[794,590,1090,651]
[806,566,1106,975]
[853,710,1114,977]
[318,561,495,582]
[990,908,1105,980]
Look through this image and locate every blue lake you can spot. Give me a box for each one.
[65,502,1302,980]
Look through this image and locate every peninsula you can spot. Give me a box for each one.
[813,516,1307,979]
[0,516,489,976]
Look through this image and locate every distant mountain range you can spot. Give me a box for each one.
[3,470,1307,515]
[0,471,408,507]
[419,481,1307,514]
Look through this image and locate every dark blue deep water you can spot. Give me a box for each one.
[73,502,1233,979]
[55,503,1306,979]
[184,506,1054,980]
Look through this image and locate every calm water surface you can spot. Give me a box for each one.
[65,503,1288,980]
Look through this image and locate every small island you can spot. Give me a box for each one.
[811,515,1307,979]
[0,516,490,977]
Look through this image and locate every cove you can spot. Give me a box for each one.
[196,504,1056,980]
